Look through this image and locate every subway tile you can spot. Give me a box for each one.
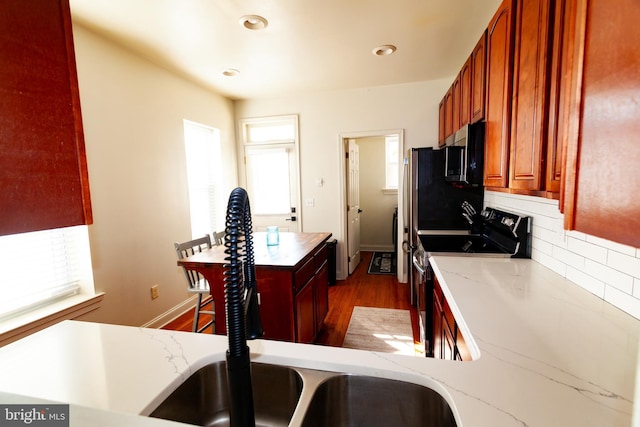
[531,214,562,232]
[533,249,567,277]
[567,230,587,241]
[635,278,640,299]
[567,237,608,264]
[553,246,585,270]
[533,226,566,247]
[585,259,634,294]
[604,286,640,320]
[532,236,553,256]
[607,251,640,279]
[585,235,637,256]
[566,266,605,298]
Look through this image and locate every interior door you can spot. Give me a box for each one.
[347,139,361,274]
[244,144,300,232]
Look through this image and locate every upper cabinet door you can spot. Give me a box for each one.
[508,0,553,191]
[438,99,446,147]
[451,75,462,132]
[484,0,516,188]
[0,0,92,235]
[443,87,454,138]
[459,56,472,126]
[563,0,640,248]
[545,0,570,195]
[471,31,487,123]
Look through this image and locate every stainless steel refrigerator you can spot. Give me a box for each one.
[403,147,484,304]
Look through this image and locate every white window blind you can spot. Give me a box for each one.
[183,120,224,239]
[0,226,89,320]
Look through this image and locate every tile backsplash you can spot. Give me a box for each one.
[485,191,640,320]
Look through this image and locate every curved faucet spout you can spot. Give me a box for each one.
[223,187,264,427]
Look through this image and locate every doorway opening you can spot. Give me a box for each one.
[338,129,406,283]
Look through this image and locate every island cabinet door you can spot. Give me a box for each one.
[314,261,329,333]
[294,278,316,344]
[254,268,296,342]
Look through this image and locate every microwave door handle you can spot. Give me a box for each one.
[460,148,466,174]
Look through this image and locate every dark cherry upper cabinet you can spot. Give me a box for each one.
[438,99,446,147]
[459,56,472,126]
[563,0,640,248]
[0,0,92,236]
[471,31,487,123]
[451,75,462,133]
[484,0,516,188]
[508,0,553,191]
[443,87,454,139]
[545,0,570,196]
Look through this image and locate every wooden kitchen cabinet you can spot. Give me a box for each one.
[459,56,472,127]
[444,87,454,139]
[544,0,570,196]
[431,275,471,361]
[484,0,516,189]
[508,0,553,191]
[294,276,316,344]
[438,99,446,147]
[452,75,462,132]
[0,0,92,235]
[471,31,487,123]
[178,232,331,343]
[562,0,640,248]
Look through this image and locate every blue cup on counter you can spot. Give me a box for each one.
[266,226,279,246]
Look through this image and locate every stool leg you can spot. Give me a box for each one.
[192,293,203,333]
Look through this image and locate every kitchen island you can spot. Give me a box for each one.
[179,231,331,342]
[0,256,637,426]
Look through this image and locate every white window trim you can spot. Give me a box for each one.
[0,292,104,347]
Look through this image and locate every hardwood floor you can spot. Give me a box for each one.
[162,251,419,349]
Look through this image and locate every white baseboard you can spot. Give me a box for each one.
[141,296,198,329]
[361,245,395,252]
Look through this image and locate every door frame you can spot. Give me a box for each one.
[337,129,406,283]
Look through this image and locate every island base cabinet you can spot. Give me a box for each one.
[294,279,316,344]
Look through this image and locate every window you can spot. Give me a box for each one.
[0,226,94,320]
[385,135,400,190]
[240,115,299,222]
[183,120,225,238]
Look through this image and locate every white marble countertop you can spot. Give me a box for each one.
[0,257,637,426]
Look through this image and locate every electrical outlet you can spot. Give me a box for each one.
[150,285,159,300]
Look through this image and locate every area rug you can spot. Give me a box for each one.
[342,306,416,356]
[367,251,397,275]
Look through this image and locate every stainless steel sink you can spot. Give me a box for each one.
[149,361,457,427]
[300,374,457,427]
[149,361,303,426]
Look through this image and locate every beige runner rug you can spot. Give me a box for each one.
[342,306,416,356]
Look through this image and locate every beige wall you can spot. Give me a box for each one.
[234,79,452,279]
[72,24,237,326]
[357,136,397,252]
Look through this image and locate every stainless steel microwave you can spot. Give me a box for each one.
[444,122,484,186]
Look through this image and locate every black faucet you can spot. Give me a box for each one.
[223,187,264,427]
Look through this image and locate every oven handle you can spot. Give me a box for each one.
[412,255,425,275]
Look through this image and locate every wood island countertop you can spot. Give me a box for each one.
[179,231,332,269]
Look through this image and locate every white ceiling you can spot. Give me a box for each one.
[70,0,502,100]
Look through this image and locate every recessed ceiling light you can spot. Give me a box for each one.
[239,15,268,30]
[222,68,240,77]
[372,45,397,56]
